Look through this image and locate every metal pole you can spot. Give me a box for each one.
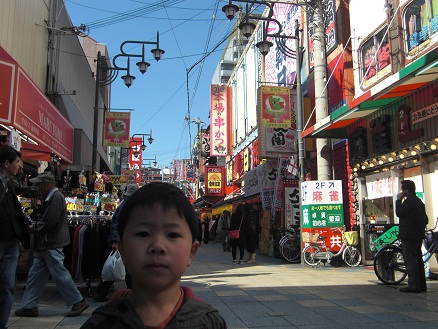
[295,21,305,183]
[92,51,101,174]
[313,0,331,180]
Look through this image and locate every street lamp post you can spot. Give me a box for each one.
[131,131,154,156]
[141,156,158,184]
[91,35,164,174]
[222,0,305,181]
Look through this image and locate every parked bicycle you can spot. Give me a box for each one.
[373,219,438,285]
[274,226,301,263]
[302,227,362,267]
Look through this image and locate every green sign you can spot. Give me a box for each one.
[370,226,399,252]
[301,204,344,228]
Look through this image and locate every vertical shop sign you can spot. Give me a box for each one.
[129,137,142,184]
[210,84,231,156]
[284,180,300,228]
[204,165,225,196]
[104,112,130,147]
[301,180,343,228]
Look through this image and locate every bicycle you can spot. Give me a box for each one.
[273,226,301,263]
[302,227,362,267]
[373,220,438,285]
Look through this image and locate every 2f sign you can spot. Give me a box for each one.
[301,180,343,205]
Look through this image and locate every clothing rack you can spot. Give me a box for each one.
[66,214,113,296]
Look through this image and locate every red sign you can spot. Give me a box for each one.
[128,137,142,184]
[14,68,74,163]
[104,112,130,147]
[0,58,14,122]
[1,46,74,163]
[204,165,225,196]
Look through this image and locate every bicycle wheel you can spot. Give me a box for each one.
[279,235,301,263]
[373,245,407,285]
[275,229,295,249]
[302,244,322,266]
[343,246,362,267]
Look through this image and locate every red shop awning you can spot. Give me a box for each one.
[20,142,52,162]
[0,46,74,164]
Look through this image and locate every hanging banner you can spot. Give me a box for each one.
[301,180,344,228]
[210,84,231,156]
[104,112,130,147]
[128,137,142,185]
[257,86,291,128]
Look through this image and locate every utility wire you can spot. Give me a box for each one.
[161,0,187,70]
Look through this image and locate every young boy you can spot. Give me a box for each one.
[81,182,227,328]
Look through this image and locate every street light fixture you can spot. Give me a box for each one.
[131,130,154,153]
[142,155,158,168]
[92,34,164,174]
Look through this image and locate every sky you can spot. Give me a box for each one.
[64,0,234,169]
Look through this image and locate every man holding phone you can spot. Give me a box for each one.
[395,180,428,293]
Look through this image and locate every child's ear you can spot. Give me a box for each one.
[187,241,200,267]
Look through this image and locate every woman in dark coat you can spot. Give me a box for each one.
[229,203,245,264]
[202,215,210,244]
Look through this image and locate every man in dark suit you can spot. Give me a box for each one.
[395,180,428,293]
[0,145,30,329]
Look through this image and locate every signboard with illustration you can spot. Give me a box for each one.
[301,180,344,228]
[104,112,130,147]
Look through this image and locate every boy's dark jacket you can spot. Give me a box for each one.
[80,286,227,329]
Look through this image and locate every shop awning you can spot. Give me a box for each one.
[20,142,52,162]
[303,48,438,138]
[0,46,74,163]
[193,195,224,208]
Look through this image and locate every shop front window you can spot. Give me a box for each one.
[360,28,390,83]
[404,0,438,55]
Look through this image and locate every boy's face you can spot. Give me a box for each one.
[118,204,199,293]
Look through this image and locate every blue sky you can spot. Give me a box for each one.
[64,0,234,168]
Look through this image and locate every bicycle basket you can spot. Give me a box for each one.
[344,231,358,246]
[302,232,319,243]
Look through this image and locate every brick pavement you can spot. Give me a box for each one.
[8,241,438,328]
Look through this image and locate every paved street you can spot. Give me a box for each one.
[8,241,438,328]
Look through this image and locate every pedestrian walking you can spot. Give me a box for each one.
[81,182,227,328]
[0,146,30,329]
[216,210,231,251]
[229,203,245,264]
[92,184,139,302]
[15,172,88,317]
[243,203,258,264]
[202,215,210,244]
[395,179,428,293]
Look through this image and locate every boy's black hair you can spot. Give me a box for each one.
[117,182,198,242]
[0,145,21,167]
